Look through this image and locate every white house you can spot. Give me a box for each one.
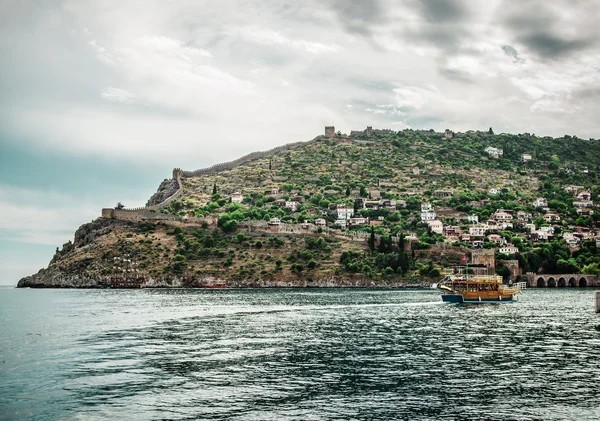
[427,220,444,234]
[421,203,437,221]
[489,188,500,195]
[285,201,298,211]
[467,214,479,224]
[576,191,592,201]
[493,210,513,223]
[533,197,548,208]
[314,218,327,226]
[334,219,348,228]
[543,212,560,223]
[500,245,519,255]
[469,226,486,237]
[336,207,354,220]
[349,217,368,226]
[485,146,503,158]
[521,153,532,162]
[231,192,243,204]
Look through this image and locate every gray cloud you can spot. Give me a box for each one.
[418,0,469,22]
[325,0,387,36]
[501,0,600,59]
[501,45,521,62]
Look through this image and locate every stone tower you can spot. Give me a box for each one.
[366,126,373,137]
[325,126,335,138]
[471,249,495,272]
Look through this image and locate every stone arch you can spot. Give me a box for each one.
[537,277,546,288]
[579,278,587,287]
[568,277,577,287]
[547,277,556,288]
[558,277,566,288]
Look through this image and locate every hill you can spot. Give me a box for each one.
[18,127,600,288]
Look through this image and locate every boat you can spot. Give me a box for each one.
[437,265,521,303]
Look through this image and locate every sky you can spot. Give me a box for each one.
[1,0,599,284]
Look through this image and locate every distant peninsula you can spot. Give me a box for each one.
[18,127,600,288]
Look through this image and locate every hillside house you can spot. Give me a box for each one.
[489,188,500,195]
[349,217,368,226]
[516,211,532,223]
[564,185,584,194]
[468,214,479,224]
[369,220,383,226]
[334,219,348,228]
[487,234,506,245]
[573,200,593,208]
[485,146,503,158]
[460,233,471,242]
[268,218,281,226]
[470,226,486,237]
[364,200,381,210]
[314,218,327,226]
[285,201,298,211]
[382,200,397,210]
[336,207,354,220]
[499,245,519,255]
[269,187,280,196]
[369,190,381,199]
[421,203,437,221]
[533,198,548,208]
[231,192,243,204]
[412,167,420,175]
[576,208,594,215]
[493,210,513,223]
[521,153,532,162]
[274,199,286,208]
[577,191,592,201]
[434,190,452,198]
[543,212,561,223]
[472,240,484,248]
[444,226,462,236]
[427,220,444,234]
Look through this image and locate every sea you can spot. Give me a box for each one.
[1,287,600,421]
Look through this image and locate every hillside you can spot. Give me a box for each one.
[18,127,600,288]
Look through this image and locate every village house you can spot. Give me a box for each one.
[285,201,298,211]
[382,200,397,210]
[531,230,552,241]
[564,185,584,194]
[231,192,243,204]
[573,200,593,208]
[576,208,594,216]
[577,191,592,200]
[268,218,281,226]
[427,220,444,234]
[516,211,532,223]
[336,206,354,220]
[543,212,561,223]
[469,226,486,237]
[369,220,383,227]
[472,240,484,249]
[434,190,452,198]
[269,187,280,196]
[487,234,506,245]
[443,226,462,236]
[274,199,287,208]
[369,190,381,199]
[421,203,437,221]
[314,218,327,226]
[562,232,581,247]
[467,214,479,224]
[460,233,471,242]
[412,167,420,175]
[364,200,381,210]
[334,219,347,228]
[488,188,500,195]
[485,146,503,158]
[521,153,532,162]
[493,210,513,223]
[349,217,368,226]
[293,195,304,202]
[499,245,519,255]
[533,197,548,208]
[525,223,536,232]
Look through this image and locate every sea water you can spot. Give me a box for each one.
[1,287,600,420]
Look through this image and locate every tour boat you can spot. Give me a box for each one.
[438,268,521,303]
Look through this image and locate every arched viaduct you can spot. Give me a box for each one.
[528,274,599,288]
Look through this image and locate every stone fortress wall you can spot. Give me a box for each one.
[181,136,322,177]
[102,136,323,221]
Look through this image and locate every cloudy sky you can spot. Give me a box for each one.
[1,0,599,284]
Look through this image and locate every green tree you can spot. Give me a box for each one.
[212,183,217,195]
[368,226,376,253]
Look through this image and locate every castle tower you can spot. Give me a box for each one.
[366,126,373,137]
[172,168,182,180]
[325,126,335,138]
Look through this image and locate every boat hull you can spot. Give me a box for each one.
[441,294,517,303]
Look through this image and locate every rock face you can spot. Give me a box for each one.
[146,178,179,207]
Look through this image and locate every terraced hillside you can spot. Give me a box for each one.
[18,129,600,288]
